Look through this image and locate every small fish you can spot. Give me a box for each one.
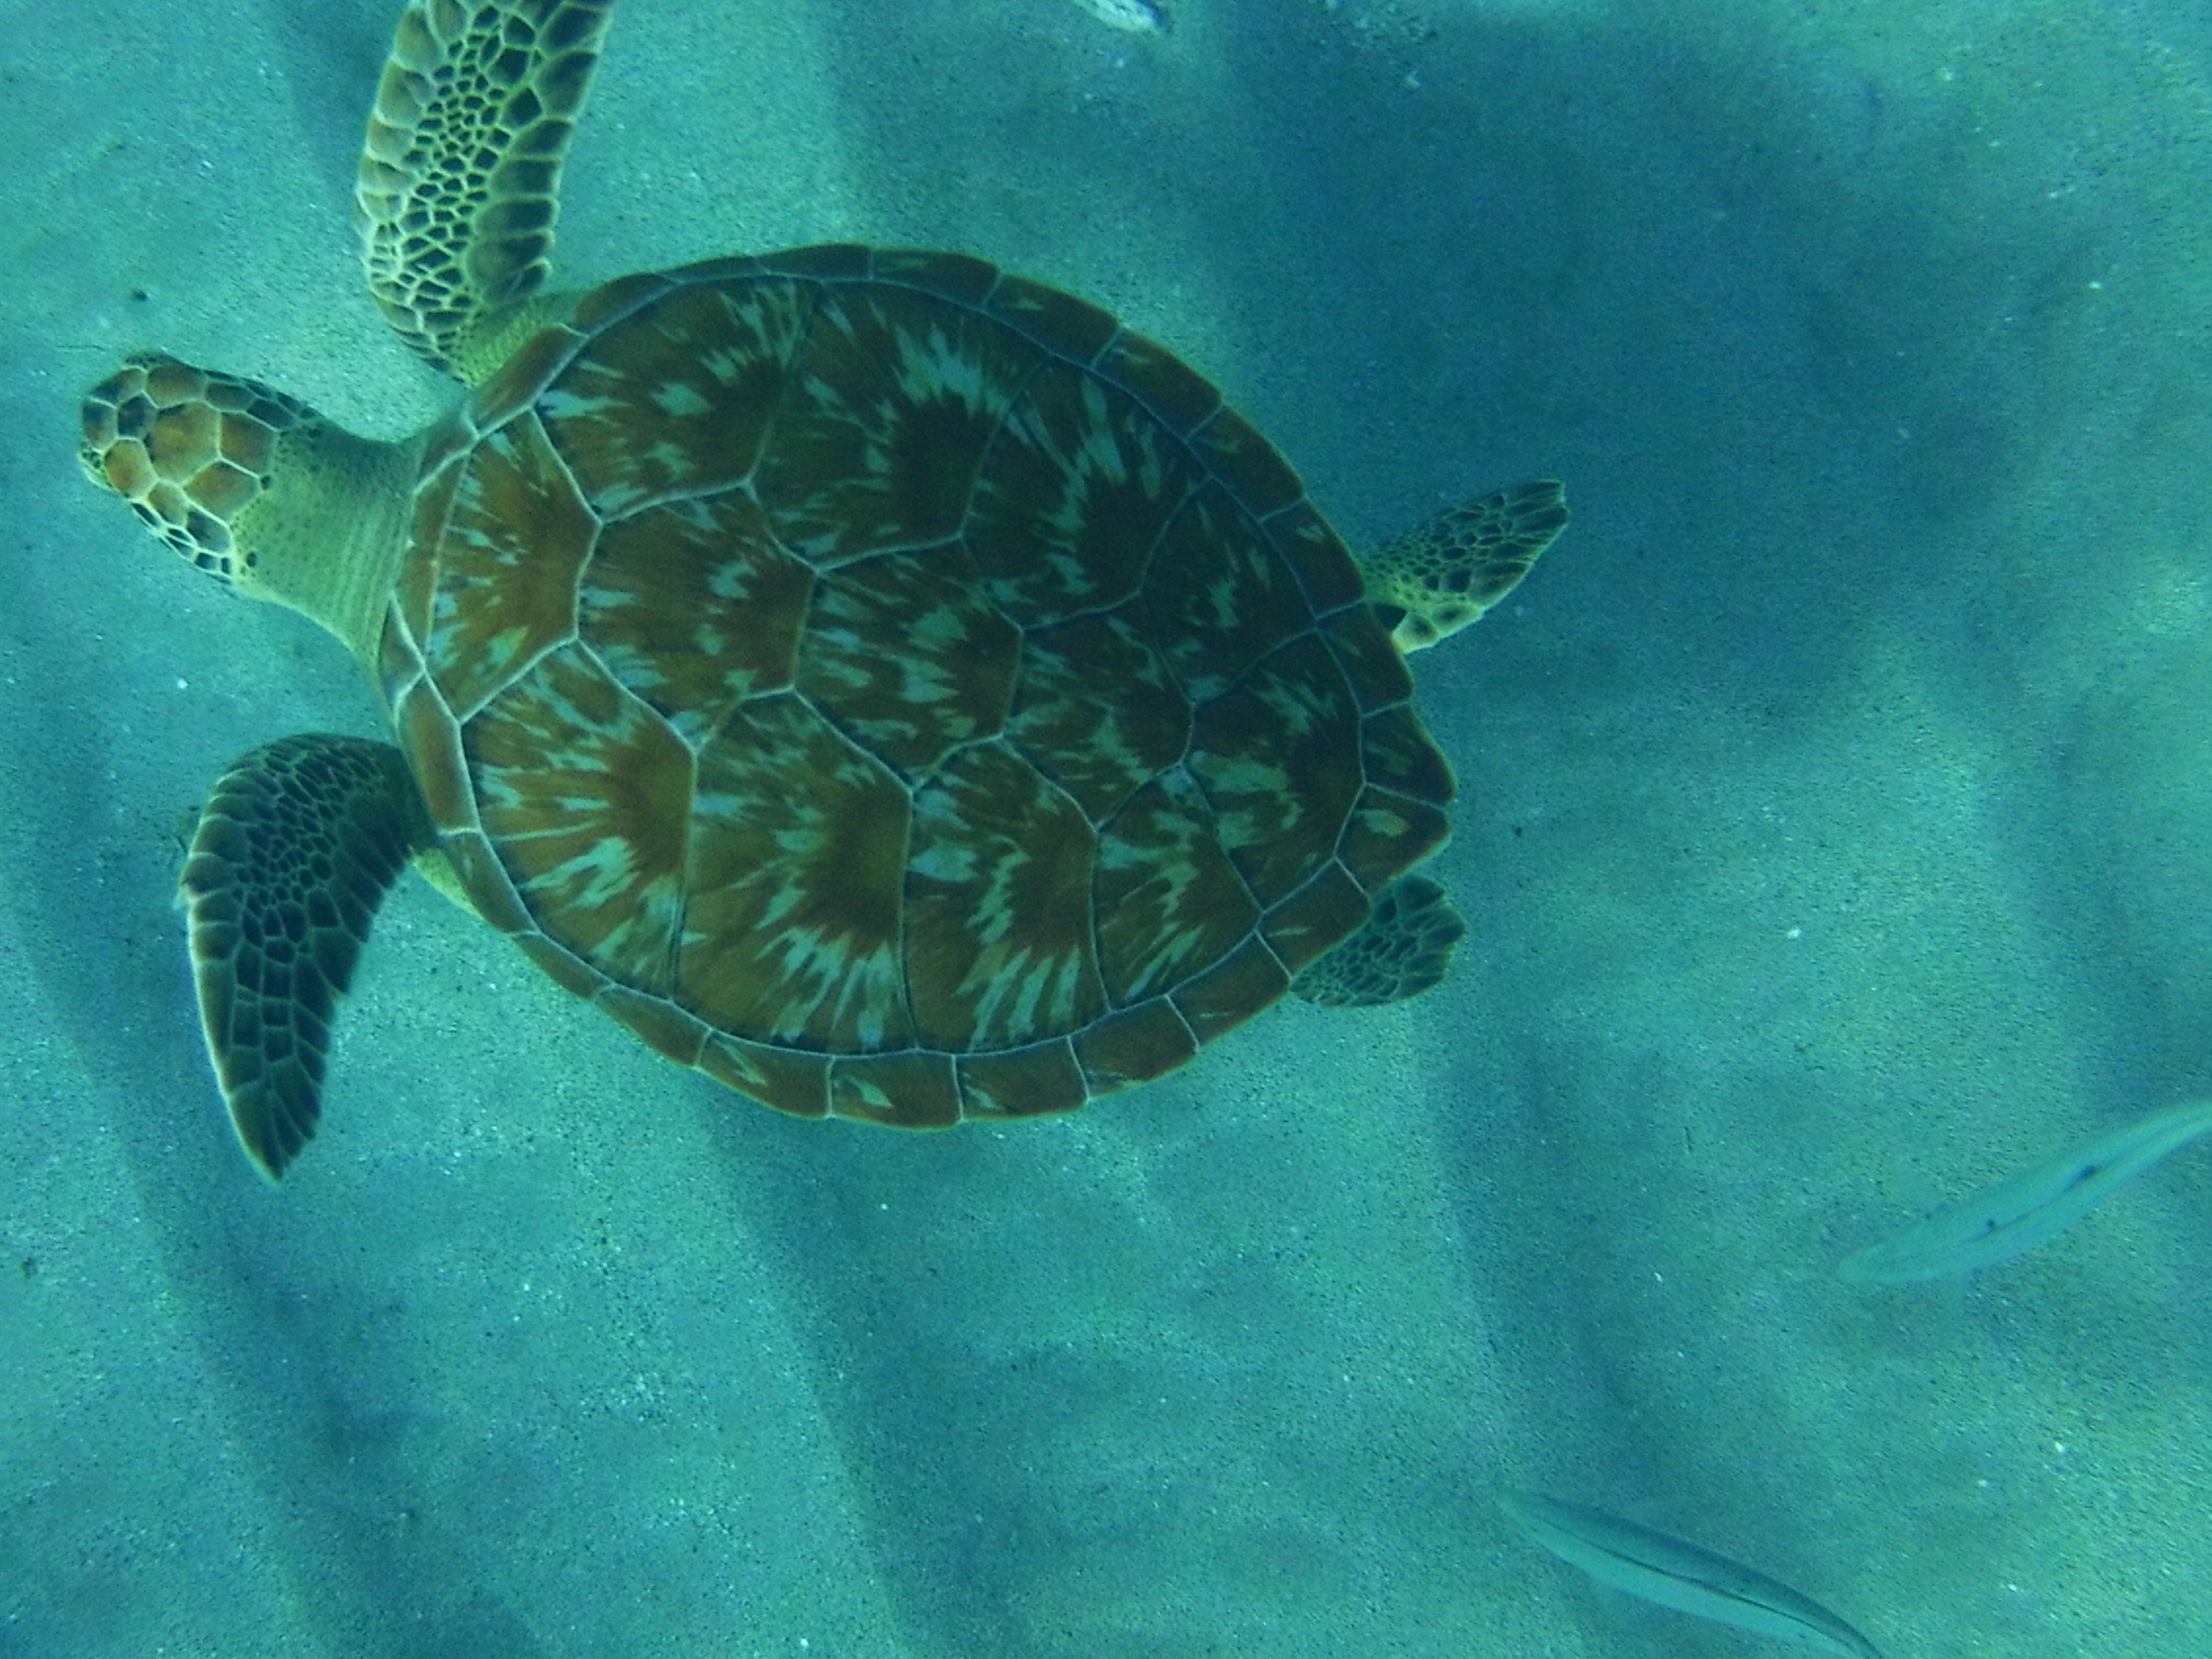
[1500,1490,1883,1659]
[1837,1097,2212,1284]
[1069,0,1169,33]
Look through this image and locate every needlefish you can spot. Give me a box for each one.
[1499,1490,1883,1659]
[1069,0,1168,31]
[1837,1097,2212,1284]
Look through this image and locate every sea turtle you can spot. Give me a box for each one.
[79,0,1566,1180]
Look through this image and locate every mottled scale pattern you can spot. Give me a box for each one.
[78,355,316,581]
[380,247,1456,1128]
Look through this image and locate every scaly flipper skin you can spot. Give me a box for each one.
[1364,478,1569,652]
[179,736,434,1180]
[1290,876,1466,1007]
[357,0,618,381]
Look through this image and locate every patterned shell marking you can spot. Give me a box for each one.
[376,245,1455,1128]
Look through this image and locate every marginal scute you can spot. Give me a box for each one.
[1170,934,1293,1045]
[762,241,871,281]
[468,320,585,432]
[1336,786,1452,893]
[830,1050,963,1128]
[986,272,1121,362]
[1261,862,1375,976]
[1290,874,1464,1008]
[377,606,423,711]
[416,409,479,481]
[394,676,477,835]
[396,463,455,652]
[1075,998,1200,1089]
[870,246,999,304]
[957,1041,1091,1118]
[442,828,538,936]
[1099,328,1221,432]
[596,984,710,1065]
[1264,498,1367,614]
[699,1033,831,1119]
[1358,703,1456,805]
[564,267,676,338]
[1318,605,1415,712]
[513,931,611,1002]
[1191,404,1305,517]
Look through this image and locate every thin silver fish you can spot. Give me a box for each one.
[1069,0,1169,33]
[1500,1490,1884,1659]
[1837,1097,2212,1284]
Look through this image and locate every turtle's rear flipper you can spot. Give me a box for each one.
[1291,876,1466,1008]
[1364,478,1568,652]
[179,735,433,1181]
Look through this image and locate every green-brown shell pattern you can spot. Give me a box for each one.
[376,246,1455,1127]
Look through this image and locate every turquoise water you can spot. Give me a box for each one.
[6,0,2212,1653]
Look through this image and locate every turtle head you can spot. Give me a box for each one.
[79,355,417,665]
[79,354,320,586]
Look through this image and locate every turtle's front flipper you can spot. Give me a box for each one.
[179,736,434,1181]
[1291,876,1466,1008]
[1363,478,1569,652]
[357,0,619,383]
